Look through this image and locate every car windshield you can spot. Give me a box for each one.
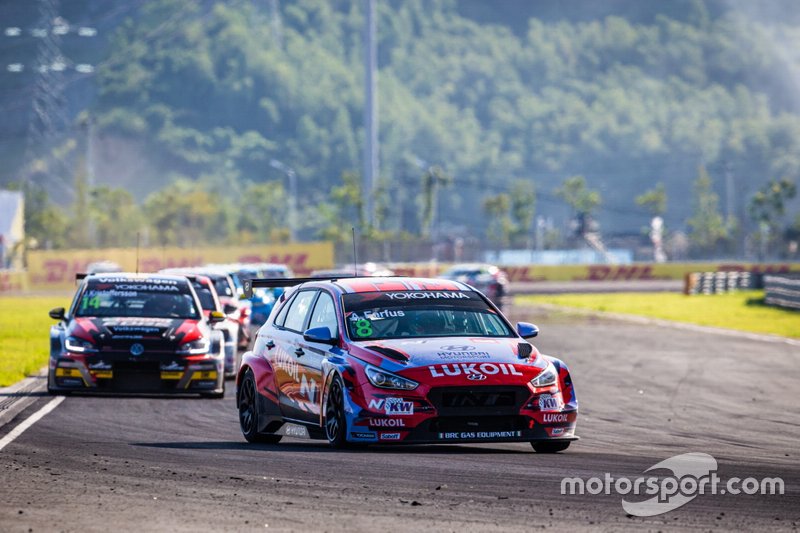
[213,277,233,297]
[191,282,216,311]
[75,279,200,319]
[342,291,511,340]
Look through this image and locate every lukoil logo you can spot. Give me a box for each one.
[428,363,522,378]
[561,452,784,516]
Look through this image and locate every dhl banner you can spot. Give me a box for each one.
[24,242,334,290]
[0,270,28,292]
[391,262,800,282]
[3,253,799,293]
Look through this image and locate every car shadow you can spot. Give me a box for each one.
[132,440,535,454]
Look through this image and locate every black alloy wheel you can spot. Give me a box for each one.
[324,375,349,448]
[239,370,281,444]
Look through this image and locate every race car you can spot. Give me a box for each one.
[47,273,226,397]
[439,263,509,306]
[160,268,245,376]
[236,276,578,451]
[185,274,241,379]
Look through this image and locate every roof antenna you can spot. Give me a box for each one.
[135,231,141,274]
[352,227,358,277]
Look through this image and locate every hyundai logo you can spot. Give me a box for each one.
[467,372,487,381]
[440,345,476,351]
[130,343,144,356]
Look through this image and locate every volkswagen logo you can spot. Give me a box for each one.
[466,372,486,381]
[440,345,475,351]
[130,343,144,356]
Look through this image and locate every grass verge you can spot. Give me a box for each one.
[516,290,800,339]
[0,296,67,387]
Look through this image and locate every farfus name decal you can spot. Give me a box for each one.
[429,363,523,378]
[385,292,469,300]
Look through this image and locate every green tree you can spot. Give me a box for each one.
[89,186,143,248]
[20,184,69,250]
[143,178,221,247]
[555,175,602,216]
[420,165,453,238]
[748,178,797,228]
[509,180,536,248]
[312,171,364,244]
[748,178,797,257]
[235,181,290,244]
[686,166,729,254]
[483,193,513,248]
[635,182,667,217]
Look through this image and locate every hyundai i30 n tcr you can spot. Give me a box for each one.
[236,277,578,452]
[48,273,226,397]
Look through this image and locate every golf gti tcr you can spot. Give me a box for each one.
[236,277,578,451]
[48,273,226,397]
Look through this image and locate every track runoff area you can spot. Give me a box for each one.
[0,301,796,531]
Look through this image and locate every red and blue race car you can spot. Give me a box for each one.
[236,277,578,452]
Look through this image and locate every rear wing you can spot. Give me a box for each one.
[242,276,354,299]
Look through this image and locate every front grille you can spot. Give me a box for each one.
[101,339,179,356]
[427,415,527,433]
[112,361,162,391]
[428,386,529,416]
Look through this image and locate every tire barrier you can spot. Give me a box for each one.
[764,274,800,311]
[683,271,763,295]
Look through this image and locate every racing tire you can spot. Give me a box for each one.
[238,370,282,444]
[531,440,571,453]
[324,375,349,448]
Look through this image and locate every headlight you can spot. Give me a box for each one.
[65,336,98,353]
[530,362,558,388]
[365,365,418,390]
[176,338,210,355]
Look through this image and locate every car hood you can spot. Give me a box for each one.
[351,336,547,385]
[352,336,540,366]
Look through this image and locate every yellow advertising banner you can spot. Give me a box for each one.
[26,242,334,290]
[391,262,800,282]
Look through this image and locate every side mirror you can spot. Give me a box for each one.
[516,322,539,339]
[49,307,66,321]
[303,326,337,345]
[223,303,238,315]
[208,310,226,324]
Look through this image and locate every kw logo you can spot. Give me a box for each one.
[368,397,414,415]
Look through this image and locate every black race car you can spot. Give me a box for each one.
[47,273,226,397]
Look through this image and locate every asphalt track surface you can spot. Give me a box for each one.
[1,305,798,532]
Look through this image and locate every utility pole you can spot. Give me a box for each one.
[5,0,97,196]
[24,0,68,194]
[84,114,96,242]
[362,0,377,227]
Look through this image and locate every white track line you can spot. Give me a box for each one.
[0,396,64,452]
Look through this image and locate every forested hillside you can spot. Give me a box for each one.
[3,0,800,255]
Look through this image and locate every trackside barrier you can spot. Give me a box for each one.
[764,274,800,311]
[683,271,763,295]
